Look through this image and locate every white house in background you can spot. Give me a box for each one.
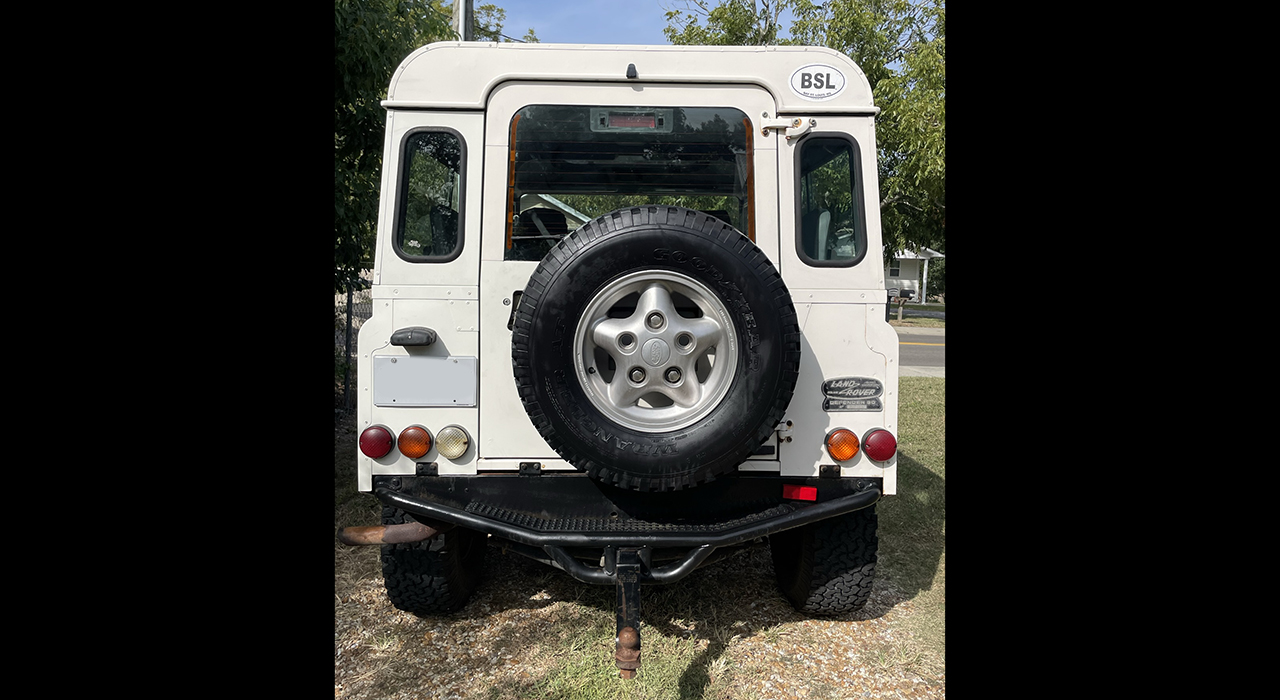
[885,247,945,301]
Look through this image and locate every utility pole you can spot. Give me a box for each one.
[452,0,474,41]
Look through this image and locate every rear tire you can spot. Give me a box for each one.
[770,506,878,615]
[380,507,487,615]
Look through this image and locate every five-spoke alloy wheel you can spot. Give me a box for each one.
[575,270,738,433]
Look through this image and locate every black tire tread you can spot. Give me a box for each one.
[379,507,487,615]
[770,506,878,615]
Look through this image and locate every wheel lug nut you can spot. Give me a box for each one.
[665,367,681,383]
[646,312,664,329]
[630,368,646,383]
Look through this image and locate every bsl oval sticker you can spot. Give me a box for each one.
[790,64,846,101]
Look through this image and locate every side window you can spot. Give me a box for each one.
[797,136,864,266]
[396,130,463,262]
[889,258,900,277]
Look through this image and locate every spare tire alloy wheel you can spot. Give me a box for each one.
[575,270,738,433]
[513,206,800,491]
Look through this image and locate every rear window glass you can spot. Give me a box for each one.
[396,131,463,261]
[505,105,752,261]
[797,137,864,266]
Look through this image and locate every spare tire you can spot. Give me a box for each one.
[512,206,800,491]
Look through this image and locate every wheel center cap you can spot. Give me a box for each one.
[641,338,671,367]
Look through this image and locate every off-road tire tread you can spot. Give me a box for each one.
[379,507,487,615]
[771,506,877,615]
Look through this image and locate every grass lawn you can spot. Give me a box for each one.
[880,376,946,668]
[888,302,945,328]
[890,317,945,328]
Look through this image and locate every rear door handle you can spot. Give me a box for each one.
[390,326,437,347]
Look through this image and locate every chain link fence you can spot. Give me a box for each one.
[335,270,373,413]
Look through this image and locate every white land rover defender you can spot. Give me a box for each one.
[339,42,900,677]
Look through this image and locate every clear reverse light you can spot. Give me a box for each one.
[435,425,470,460]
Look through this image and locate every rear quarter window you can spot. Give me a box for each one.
[796,135,866,267]
[395,129,465,262]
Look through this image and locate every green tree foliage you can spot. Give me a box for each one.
[335,1,450,294]
[664,0,945,262]
[473,4,541,42]
[335,1,537,294]
[925,256,944,300]
[663,0,788,45]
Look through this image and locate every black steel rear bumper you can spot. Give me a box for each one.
[371,472,881,585]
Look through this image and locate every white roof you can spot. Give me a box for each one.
[894,248,945,260]
[384,42,875,114]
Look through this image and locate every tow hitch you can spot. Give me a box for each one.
[611,547,645,678]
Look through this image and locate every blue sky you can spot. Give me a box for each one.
[495,1,673,45]
[483,1,800,46]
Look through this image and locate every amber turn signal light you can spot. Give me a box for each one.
[398,426,432,459]
[825,429,859,461]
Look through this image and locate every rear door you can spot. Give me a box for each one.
[476,82,778,468]
[774,116,899,485]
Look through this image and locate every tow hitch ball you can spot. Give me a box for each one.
[613,547,644,679]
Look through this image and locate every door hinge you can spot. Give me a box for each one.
[761,117,815,140]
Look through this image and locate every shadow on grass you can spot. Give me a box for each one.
[458,544,794,699]
[877,451,945,598]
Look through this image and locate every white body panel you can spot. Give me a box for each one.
[385,43,875,115]
[357,43,899,495]
[780,302,897,492]
[477,260,559,458]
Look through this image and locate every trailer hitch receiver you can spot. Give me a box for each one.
[614,547,645,678]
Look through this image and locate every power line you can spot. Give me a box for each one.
[426,4,527,42]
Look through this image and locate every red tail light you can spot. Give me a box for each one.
[359,425,395,458]
[862,429,897,461]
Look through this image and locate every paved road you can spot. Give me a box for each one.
[897,326,944,378]
[896,309,946,320]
